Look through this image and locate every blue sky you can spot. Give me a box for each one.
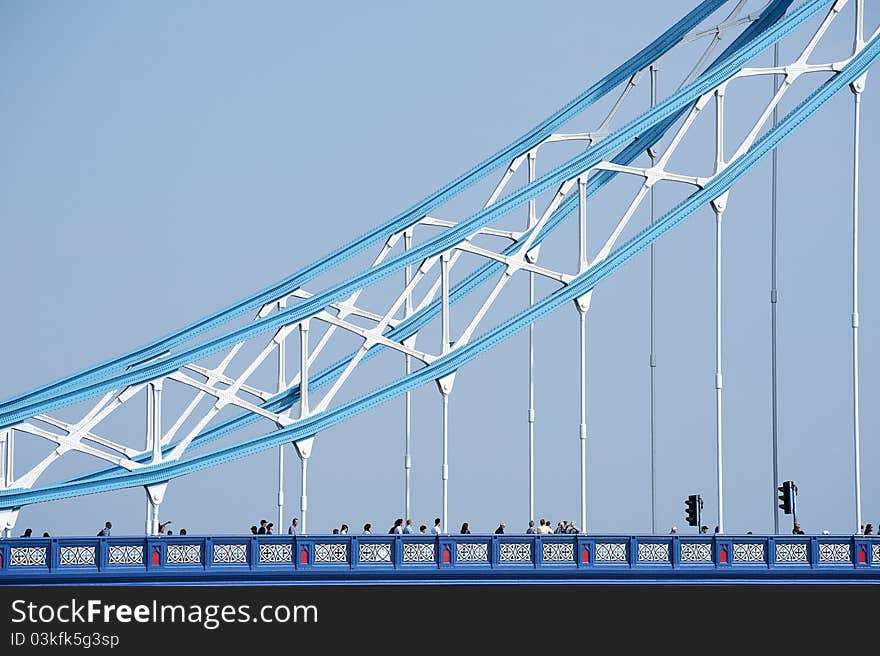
[1,0,878,537]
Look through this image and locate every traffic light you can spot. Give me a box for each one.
[778,480,797,514]
[685,494,702,527]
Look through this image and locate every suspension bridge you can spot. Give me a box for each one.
[1,0,879,584]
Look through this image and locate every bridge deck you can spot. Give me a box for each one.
[1,534,878,585]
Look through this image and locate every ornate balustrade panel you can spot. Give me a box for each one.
[0,535,876,583]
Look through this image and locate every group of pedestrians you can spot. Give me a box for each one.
[275,517,583,535]
[525,518,580,534]
[386,518,442,534]
[250,519,275,535]
[16,528,50,538]
[8,517,880,538]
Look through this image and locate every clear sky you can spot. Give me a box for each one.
[1,0,878,537]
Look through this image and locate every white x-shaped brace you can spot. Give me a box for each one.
[4,0,868,495]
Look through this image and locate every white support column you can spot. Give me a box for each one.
[577,176,588,533]
[848,0,866,535]
[770,42,781,535]
[300,456,308,535]
[850,75,865,534]
[151,499,159,537]
[145,387,153,536]
[404,229,413,522]
[714,208,725,535]
[147,381,163,535]
[0,429,8,490]
[145,497,152,537]
[6,428,12,489]
[714,87,725,535]
[153,382,163,536]
[151,381,163,464]
[0,429,8,538]
[578,309,587,533]
[300,320,310,418]
[298,320,311,535]
[277,298,288,533]
[441,391,449,534]
[440,251,451,534]
[527,150,537,524]
[649,63,658,535]
[278,432,285,531]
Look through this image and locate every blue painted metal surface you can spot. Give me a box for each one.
[1,534,877,585]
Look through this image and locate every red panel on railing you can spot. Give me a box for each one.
[443,547,450,564]
[300,548,308,564]
[152,549,160,566]
[0,551,3,568]
[859,547,867,564]
[581,546,589,563]
[720,547,728,564]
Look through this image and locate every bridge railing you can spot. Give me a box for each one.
[0,534,877,579]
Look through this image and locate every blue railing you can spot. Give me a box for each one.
[0,534,877,584]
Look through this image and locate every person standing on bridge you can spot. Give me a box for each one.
[98,521,112,537]
[494,522,505,534]
[432,518,441,534]
[257,519,268,535]
[460,522,471,534]
[526,520,536,534]
[389,518,404,534]
[362,523,372,534]
[288,517,298,535]
[403,519,415,534]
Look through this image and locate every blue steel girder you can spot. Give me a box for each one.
[2,0,876,512]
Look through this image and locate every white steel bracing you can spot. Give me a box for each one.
[0,1,875,538]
